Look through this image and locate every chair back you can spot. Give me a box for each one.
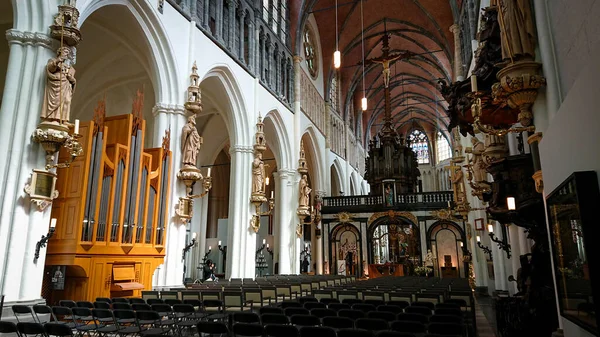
[44,323,74,337]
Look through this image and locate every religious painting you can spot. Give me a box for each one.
[382,180,395,207]
[474,218,484,231]
[547,171,600,335]
[330,223,361,277]
[51,265,66,290]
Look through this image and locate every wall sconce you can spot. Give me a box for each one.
[476,235,493,261]
[218,240,227,273]
[460,241,472,262]
[256,239,266,255]
[34,218,57,262]
[507,196,516,211]
[201,245,212,266]
[266,243,273,257]
[182,232,197,261]
[488,223,511,259]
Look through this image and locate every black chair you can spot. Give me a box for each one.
[93,302,111,310]
[404,306,431,316]
[367,311,396,321]
[427,322,463,336]
[352,304,377,313]
[264,324,299,337]
[132,303,152,311]
[338,309,365,320]
[260,307,284,315]
[92,308,119,330]
[435,303,460,310]
[303,302,326,310]
[146,299,164,305]
[0,321,21,337]
[51,307,76,328]
[164,299,182,306]
[112,303,132,310]
[281,301,302,309]
[232,323,263,337]
[387,301,409,310]
[12,305,37,323]
[95,298,112,304]
[342,299,363,305]
[298,297,318,304]
[322,316,354,330]
[16,322,46,337]
[433,308,462,317]
[328,303,351,312]
[310,308,336,319]
[196,321,229,336]
[364,300,386,307]
[396,313,428,324]
[299,326,336,337]
[390,320,426,333]
[58,301,76,309]
[171,304,200,336]
[260,314,289,325]
[111,298,128,304]
[112,309,138,328]
[44,323,73,337]
[410,302,434,310]
[135,311,172,336]
[355,318,388,332]
[128,298,145,304]
[232,312,260,324]
[32,305,56,324]
[284,308,309,317]
[319,298,339,305]
[429,315,462,324]
[75,302,94,309]
[337,328,374,337]
[377,305,403,314]
[290,314,321,327]
[375,332,416,337]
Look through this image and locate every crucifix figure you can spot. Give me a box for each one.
[365,29,415,89]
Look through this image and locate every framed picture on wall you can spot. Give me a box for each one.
[547,171,599,335]
[474,218,484,231]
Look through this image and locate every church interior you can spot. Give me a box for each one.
[0,0,599,336]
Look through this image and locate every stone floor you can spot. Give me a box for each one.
[476,294,498,337]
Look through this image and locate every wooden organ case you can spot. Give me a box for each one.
[45,94,172,302]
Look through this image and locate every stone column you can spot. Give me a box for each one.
[203,0,210,30]
[274,169,297,274]
[238,8,246,64]
[226,145,255,278]
[508,225,521,294]
[215,0,223,41]
[152,104,187,288]
[227,0,235,50]
[0,29,56,304]
[314,191,326,274]
[449,24,464,81]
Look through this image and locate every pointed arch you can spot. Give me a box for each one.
[330,158,345,196]
[301,125,325,193]
[264,109,293,170]
[79,0,181,104]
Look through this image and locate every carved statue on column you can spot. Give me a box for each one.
[41,47,76,121]
[181,116,202,167]
[492,0,537,62]
[470,137,487,185]
[299,174,311,208]
[252,152,265,194]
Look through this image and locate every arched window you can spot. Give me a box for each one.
[436,131,451,163]
[409,130,429,164]
[303,25,318,78]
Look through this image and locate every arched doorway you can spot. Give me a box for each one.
[329,223,361,277]
[427,221,466,278]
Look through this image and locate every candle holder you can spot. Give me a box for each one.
[201,246,212,266]
[266,245,273,257]
[182,235,197,261]
[489,232,511,259]
[477,241,493,261]
[34,224,56,262]
[256,240,266,255]
[218,242,227,273]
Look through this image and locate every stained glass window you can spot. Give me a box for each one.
[409,130,429,164]
[436,131,451,163]
[303,26,318,78]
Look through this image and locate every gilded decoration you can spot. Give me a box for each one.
[334,212,353,224]
[367,211,417,227]
[430,208,457,221]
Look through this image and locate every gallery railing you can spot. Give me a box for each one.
[322,191,453,212]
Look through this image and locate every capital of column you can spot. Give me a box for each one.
[229,145,254,154]
[449,24,460,35]
[6,29,54,50]
[315,190,327,198]
[293,55,303,63]
[152,103,186,116]
[274,168,297,180]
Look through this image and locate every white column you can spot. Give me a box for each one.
[313,190,325,275]
[449,24,464,81]
[152,104,187,288]
[0,30,56,303]
[226,145,254,278]
[508,225,521,294]
[274,169,297,274]
[194,191,210,280]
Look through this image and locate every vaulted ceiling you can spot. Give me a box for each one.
[296,0,458,143]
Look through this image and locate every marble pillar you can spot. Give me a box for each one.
[0,29,56,304]
[449,24,465,81]
[274,169,297,274]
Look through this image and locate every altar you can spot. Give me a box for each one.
[368,263,404,278]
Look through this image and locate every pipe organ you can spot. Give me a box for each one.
[45,97,172,302]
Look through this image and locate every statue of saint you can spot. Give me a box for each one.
[470,137,487,184]
[299,174,311,207]
[424,249,435,267]
[181,116,201,166]
[493,0,537,61]
[384,184,394,206]
[252,152,265,194]
[41,47,76,121]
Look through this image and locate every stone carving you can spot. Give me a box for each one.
[299,174,311,208]
[252,152,265,194]
[41,47,76,121]
[181,116,202,167]
[492,0,536,62]
[470,137,487,184]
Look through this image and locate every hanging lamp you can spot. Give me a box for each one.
[360,0,367,110]
[334,0,341,68]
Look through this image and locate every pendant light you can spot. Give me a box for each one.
[360,0,367,111]
[334,0,341,68]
